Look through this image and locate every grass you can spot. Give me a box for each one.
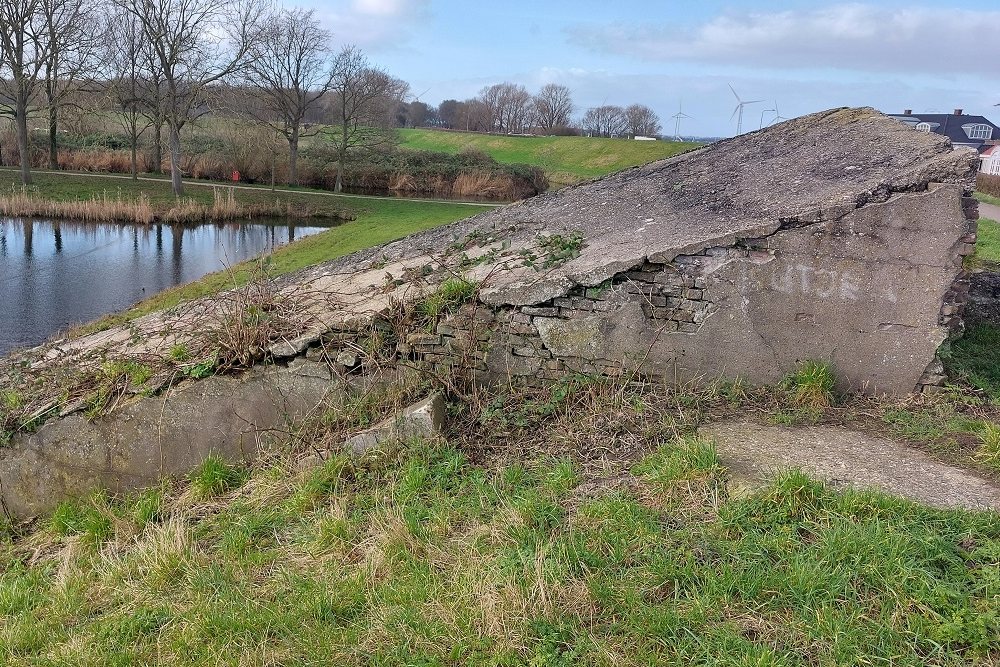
[942,322,1000,398]
[1,429,997,665]
[781,360,836,409]
[399,128,701,187]
[970,217,1000,268]
[417,277,479,325]
[0,169,357,219]
[974,191,1000,207]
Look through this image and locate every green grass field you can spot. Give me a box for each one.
[398,129,701,186]
[2,376,998,666]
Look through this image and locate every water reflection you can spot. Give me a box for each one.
[0,217,331,355]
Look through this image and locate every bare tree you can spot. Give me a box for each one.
[582,105,627,138]
[40,0,100,170]
[112,0,265,196]
[532,83,573,131]
[0,0,48,184]
[243,7,334,186]
[103,7,152,178]
[624,103,662,138]
[478,82,531,134]
[137,47,167,174]
[327,45,397,193]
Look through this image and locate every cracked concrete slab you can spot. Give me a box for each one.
[701,421,1000,511]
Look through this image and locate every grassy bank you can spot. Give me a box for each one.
[399,129,701,186]
[2,376,998,665]
[0,169,355,222]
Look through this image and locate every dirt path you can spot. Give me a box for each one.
[0,167,497,208]
[701,422,1000,511]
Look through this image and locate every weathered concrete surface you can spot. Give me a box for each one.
[0,359,338,519]
[295,393,445,471]
[519,183,970,393]
[3,107,976,396]
[0,107,982,518]
[343,392,445,454]
[701,421,1000,511]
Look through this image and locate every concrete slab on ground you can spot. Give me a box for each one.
[700,421,1000,511]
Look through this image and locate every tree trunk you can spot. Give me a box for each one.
[270,152,275,191]
[168,123,184,196]
[48,102,58,170]
[152,122,163,174]
[334,124,347,193]
[15,97,32,186]
[288,126,299,186]
[130,134,138,179]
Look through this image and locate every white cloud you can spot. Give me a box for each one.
[566,4,1000,76]
[352,0,411,17]
[309,0,429,51]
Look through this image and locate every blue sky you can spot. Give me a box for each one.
[302,0,1000,137]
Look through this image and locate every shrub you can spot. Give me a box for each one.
[977,173,1000,200]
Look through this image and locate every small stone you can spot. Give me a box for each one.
[336,351,359,367]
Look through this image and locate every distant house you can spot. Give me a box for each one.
[633,135,657,141]
[981,146,1000,176]
[888,109,999,152]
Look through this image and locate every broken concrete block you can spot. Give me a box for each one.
[343,392,445,454]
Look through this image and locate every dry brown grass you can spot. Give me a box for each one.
[0,185,319,225]
[452,172,520,199]
[58,149,136,174]
[0,187,157,223]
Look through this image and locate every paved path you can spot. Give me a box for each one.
[0,167,497,208]
[701,422,1000,511]
[979,201,1000,222]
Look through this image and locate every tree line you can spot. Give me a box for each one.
[397,83,662,139]
[0,0,664,198]
[0,0,405,195]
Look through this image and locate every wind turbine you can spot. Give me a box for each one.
[761,100,788,128]
[729,84,763,135]
[759,103,776,130]
[671,101,693,141]
[770,101,788,125]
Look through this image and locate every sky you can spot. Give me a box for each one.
[301,0,1000,137]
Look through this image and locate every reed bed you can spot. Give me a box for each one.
[0,188,156,224]
[0,186,321,225]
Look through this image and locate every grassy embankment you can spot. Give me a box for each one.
[0,169,363,225]
[399,129,702,187]
[0,170,489,334]
[1,371,999,665]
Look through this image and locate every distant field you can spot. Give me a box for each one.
[398,129,702,186]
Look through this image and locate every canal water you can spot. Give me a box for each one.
[0,218,331,356]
